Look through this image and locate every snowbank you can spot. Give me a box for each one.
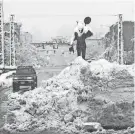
[3,57,134,133]
[90,59,135,78]
[121,63,135,77]
[0,71,16,88]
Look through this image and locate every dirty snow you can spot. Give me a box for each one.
[3,57,134,133]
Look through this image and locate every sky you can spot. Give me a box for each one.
[3,0,134,42]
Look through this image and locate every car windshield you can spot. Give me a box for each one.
[16,68,34,75]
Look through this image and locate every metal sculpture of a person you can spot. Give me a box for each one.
[70,17,93,59]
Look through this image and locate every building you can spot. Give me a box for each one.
[4,22,22,43]
[104,21,134,51]
[3,22,22,65]
[103,21,134,64]
[20,32,33,44]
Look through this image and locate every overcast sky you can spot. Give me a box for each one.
[3,0,134,42]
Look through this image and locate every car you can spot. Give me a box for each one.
[53,43,58,49]
[13,66,37,92]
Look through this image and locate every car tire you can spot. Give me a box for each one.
[31,82,36,90]
[35,81,37,88]
[13,83,19,92]
[31,84,34,90]
[34,84,37,88]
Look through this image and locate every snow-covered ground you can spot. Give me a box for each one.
[3,57,134,133]
[90,59,135,77]
[0,71,16,88]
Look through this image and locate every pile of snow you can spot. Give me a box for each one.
[0,71,16,88]
[90,59,135,77]
[90,59,115,78]
[3,57,134,133]
[121,63,135,77]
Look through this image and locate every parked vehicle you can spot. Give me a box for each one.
[13,66,37,92]
[53,43,58,49]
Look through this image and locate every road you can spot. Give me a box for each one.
[36,66,67,86]
[37,47,76,86]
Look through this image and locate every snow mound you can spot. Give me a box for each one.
[0,71,16,88]
[122,64,135,77]
[90,59,135,77]
[4,57,134,133]
[90,59,114,78]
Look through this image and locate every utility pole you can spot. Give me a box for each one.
[0,1,4,67]
[117,14,124,64]
[10,14,16,66]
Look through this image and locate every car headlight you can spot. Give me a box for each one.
[13,77,18,80]
[27,77,33,79]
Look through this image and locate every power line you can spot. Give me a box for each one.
[15,14,118,18]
